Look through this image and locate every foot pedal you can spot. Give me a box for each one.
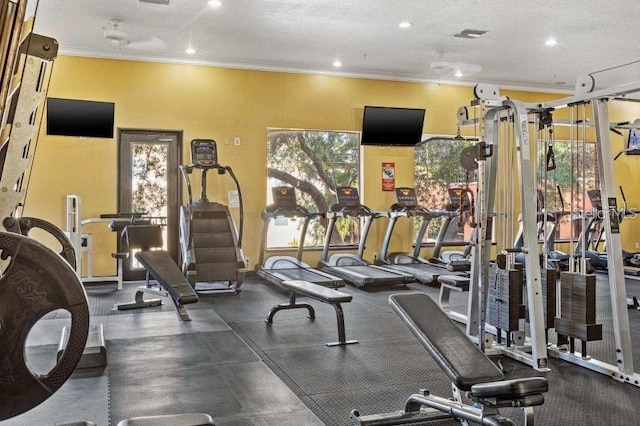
[58,324,107,369]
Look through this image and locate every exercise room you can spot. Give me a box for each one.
[2,1,640,425]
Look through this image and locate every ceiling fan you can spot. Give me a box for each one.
[430,51,482,78]
[103,19,166,51]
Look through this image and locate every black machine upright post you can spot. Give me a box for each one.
[200,168,209,202]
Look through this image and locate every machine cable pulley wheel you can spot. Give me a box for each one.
[539,108,554,128]
[0,232,89,421]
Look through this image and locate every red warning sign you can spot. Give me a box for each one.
[382,162,395,191]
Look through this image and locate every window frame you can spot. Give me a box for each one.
[265,127,362,251]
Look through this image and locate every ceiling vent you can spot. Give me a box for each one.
[139,0,170,5]
[454,29,487,39]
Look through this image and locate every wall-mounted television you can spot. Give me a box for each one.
[46,98,115,138]
[627,128,640,155]
[360,106,425,146]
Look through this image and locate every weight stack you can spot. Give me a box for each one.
[525,267,557,329]
[554,272,602,354]
[488,261,523,345]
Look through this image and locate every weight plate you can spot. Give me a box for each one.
[11,217,76,270]
[460,145,479,171]
[0,232,89,421]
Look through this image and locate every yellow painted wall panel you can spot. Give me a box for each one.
[23,55,640,275]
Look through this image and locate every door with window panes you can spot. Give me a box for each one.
[118,129,182,281]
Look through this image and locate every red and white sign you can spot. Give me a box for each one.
[382,162,395,191]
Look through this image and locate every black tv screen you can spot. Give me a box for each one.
[46,98,115,138]
[627,128,640,155]
[361,106,425,146]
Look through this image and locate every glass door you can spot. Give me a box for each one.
[118,129,182,281]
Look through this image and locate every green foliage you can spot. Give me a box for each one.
[414,138,476,240]
[538,140,598,211]
[131,143,168,216]
[267,129,360,246]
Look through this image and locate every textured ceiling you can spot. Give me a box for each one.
[32,0,640,92]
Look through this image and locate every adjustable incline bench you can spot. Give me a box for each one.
[266,280,358,346]
[351,292,548,426]
[116,225,199,321]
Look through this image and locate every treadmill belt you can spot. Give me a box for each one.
[384,263,442,284]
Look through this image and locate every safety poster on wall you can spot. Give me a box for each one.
[382,162,395,191]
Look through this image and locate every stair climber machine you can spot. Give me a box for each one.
[378,187,467,285]
[179,139,246,294]
[319,186,414,289]
[257,186,345,288]
[429,186,474,272]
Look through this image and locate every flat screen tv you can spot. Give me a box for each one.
[46,98,115,138]
[627,128,640,155]
[360,106,425,146]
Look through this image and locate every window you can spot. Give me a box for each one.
[414,136,477,244]
[538,140,599,241]
[266,129,360,249]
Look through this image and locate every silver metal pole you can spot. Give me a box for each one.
[504,99,549,370]
[592,98,635,374]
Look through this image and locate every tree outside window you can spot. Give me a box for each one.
[414,137,477,243]
[537,140,599,241]
[266,129,360,248]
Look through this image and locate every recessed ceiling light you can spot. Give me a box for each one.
[545,37,557,46]
[454,70,463,78]
[207,0,222,7]
[399,21,411,29]
[185,46,196,54]
[332,60,342,68]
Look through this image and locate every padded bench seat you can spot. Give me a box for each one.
[471,376,548,399]
[116,227,199,321]
[136,251,199,305]
[267,280,357,346]
[117,413,214,426]
[391,292,503,390]
[390,292,547,399]
[281,280,352,303]
[350,292,548,426]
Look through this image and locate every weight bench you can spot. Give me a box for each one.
[116,225,199,321]
[351,292,548,426]
[59,413,214,426]
[266,280,358,347]
[117,413,214,425]
[437,274,470,311]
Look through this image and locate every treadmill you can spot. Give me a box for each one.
[318,186,414,288]
[379,187,462,285]
[429,186,473,272]
[256,186,345,289]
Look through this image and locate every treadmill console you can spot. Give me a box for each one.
[336,187,360,208]
[587,189,602,211]
[395,187,419,209]
[448,187,472,210]
[272,186,298,209]
[191,139,219,169]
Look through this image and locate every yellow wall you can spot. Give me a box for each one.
[24,55,640,275]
